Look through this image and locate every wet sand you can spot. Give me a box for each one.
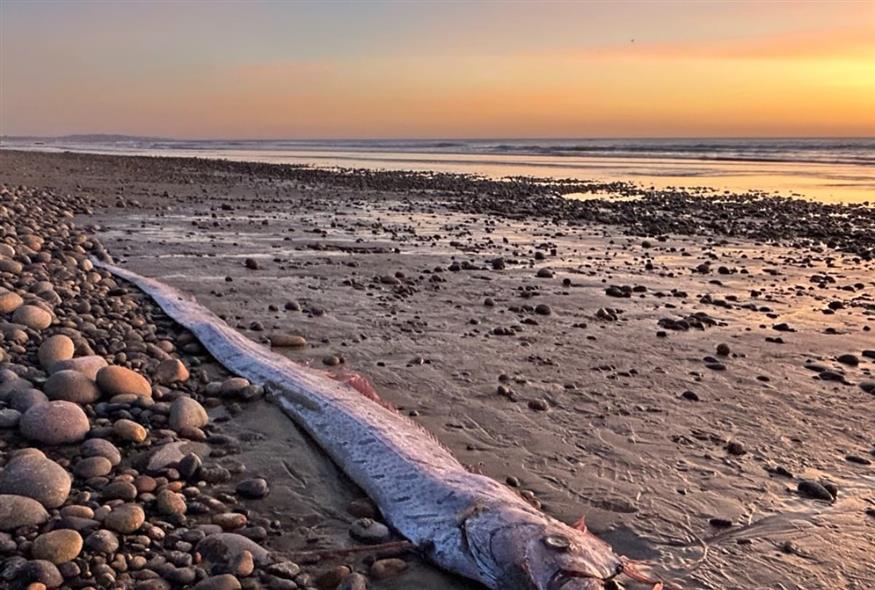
[2,150,874,589]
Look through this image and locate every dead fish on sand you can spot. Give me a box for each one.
[94,259,675,590]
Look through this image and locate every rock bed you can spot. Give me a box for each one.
[0,185,402,590]
[11,149,874,260]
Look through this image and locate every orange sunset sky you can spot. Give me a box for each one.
[1,1,874,139]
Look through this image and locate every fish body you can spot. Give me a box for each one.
[95,260,640,590]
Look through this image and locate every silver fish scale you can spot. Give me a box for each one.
[94,260,623,589]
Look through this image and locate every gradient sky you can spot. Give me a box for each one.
[2,1,874,139]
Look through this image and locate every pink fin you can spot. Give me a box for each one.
[330,371,397,411]
[572,516,587,533]
[621,559,678,590]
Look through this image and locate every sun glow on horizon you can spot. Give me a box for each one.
[1,1,873,139]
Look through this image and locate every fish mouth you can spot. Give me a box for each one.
[547,569,605,590]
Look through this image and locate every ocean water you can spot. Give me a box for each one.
[3,136,874,204]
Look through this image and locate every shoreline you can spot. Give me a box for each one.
[2,148,873,258]
[3,137,874,206]
[2,149,874,589]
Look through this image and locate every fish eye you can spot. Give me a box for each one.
[542,534,571,551]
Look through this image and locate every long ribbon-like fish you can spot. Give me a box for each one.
[94,259,670,590]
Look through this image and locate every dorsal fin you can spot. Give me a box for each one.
[329,370,397,412]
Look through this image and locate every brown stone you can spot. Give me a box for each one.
[103,503,145,534]
[32,530,83,564]
[96,365,152,398]
[38,335,75,370]
[12,305,53,330]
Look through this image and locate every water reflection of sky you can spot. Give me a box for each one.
[6,145,874,204]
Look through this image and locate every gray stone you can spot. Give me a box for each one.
[0,376,32,401]
[44,369,100,404]
[20,400,90,445]
[196,533,270,568]
[235,478,269,499]
[0,494,49,530]
[81,438,122,466]
[73,456,113,479]
[16,559,63,588]
[0,408,21,428]
[9,388,48,412]
[101,480,138,501]
[349,518,391,544]
[0,454,72,508]
[147,441,209,472]
[169,396,208,432]
[84,529,119,554]
[51,355,108,380]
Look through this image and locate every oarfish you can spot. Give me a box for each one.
[94,259,670,590]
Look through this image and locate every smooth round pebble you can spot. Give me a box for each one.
[20,401,90,445]
[16,560,63,588]
[43,370,100,404]
[12,305,53,330]
[0,454,72,508]
[156,489,187,515]
[213,512,247,530]
[168,396,208,432]
[349,518,390,544]
[50,355,108,380]
[32,530,83,564]
[85,529,120,554]
[113,418,148,443]
[0,289,24,313]
[268,334,307,348]
[9,388,47,412]
[0,494,49,530]
[81,438,122,466]
[0,258,23,274]
[196,533,270,566]
[155,358,190,384]
[103,503,145,534]
[38,335,75,370]
[0,408,21,428]
[73,456,113,479]
[96,365,152,398]
[100,480,138,501]
[235,478,269,499]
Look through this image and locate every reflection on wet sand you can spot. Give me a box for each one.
[5,144,874,204]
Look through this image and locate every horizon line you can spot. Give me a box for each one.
[3,133,875,142]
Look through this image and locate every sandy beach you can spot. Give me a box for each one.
[1,149,874,590]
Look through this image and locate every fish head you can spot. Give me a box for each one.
[519,521,622,590]
[465,505,622,590]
